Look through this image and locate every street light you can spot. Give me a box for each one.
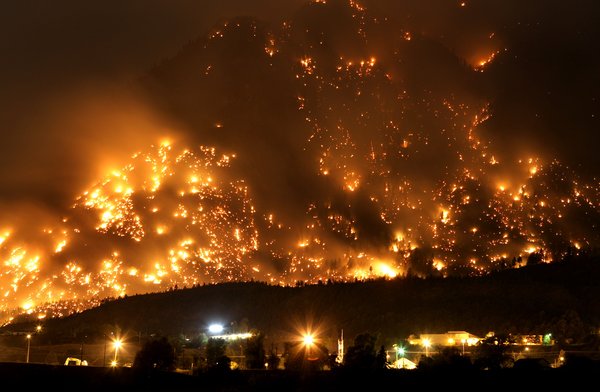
[393,344,405,361]
[302,334,314,346]
[397,346,406,357]
[26,334,32,363]
[113,339,122,365]
[302,333,316,361]
[461,338,466,355]
[392,344,406,368]
[422,338,431,357]
[208,324,224,334]
[36,325,42,333]
[398,346,407,369]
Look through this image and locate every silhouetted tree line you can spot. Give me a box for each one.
[4,253,600,353]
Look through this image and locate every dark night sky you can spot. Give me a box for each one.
[1,0,599,210]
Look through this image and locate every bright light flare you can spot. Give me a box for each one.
[302,334,315,346]
[208,324,224,334]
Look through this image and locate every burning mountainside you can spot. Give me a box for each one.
[1,142,259,320]
[2,0,600,322]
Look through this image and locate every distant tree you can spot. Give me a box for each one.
[283,342,303,370]
[417,355,434,369]
[472,335,513,370]
[375,345,388,369]
[245,333,266,369]
[266,351,280,370]
[527,252,544,266]
[344,333,378,369]
[326,353,341,370]
[206,338,229,369]
[407,247,435,277]
[215,355,232,371]
[133,337,176,371]
[550,309,589,345]
[170,336,184,357]
[430,347,472,370]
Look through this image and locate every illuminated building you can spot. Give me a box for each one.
[408,331,481,347]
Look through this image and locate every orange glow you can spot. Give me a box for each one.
[0,1,597,322]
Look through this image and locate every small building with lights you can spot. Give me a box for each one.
[514,333,554,346]
[393,357,417,370]
[408,331,481,347]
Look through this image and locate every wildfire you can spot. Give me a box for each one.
[1,0,598,322]
[473,49,505,72]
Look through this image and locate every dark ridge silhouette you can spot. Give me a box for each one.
[6,256,600,347]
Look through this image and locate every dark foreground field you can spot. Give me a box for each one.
[1,362,597,391]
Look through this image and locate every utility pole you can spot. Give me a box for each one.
[336,330,344,364]
[26,334,32,363]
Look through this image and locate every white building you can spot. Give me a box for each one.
[393,357,417,369]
